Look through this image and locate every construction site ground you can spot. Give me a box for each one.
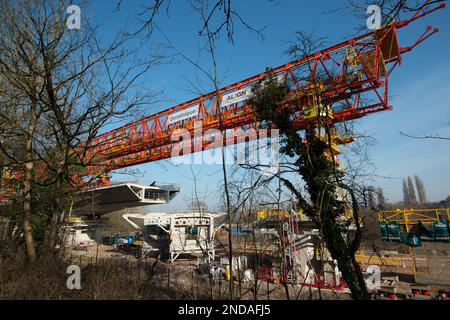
[64,243,353,300]
[63,238,450,300]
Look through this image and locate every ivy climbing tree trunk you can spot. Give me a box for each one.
[300,129,369,300]
[249,73,370,300]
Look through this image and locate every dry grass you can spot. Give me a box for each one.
[0,248,195,300]
[0,246,350,300]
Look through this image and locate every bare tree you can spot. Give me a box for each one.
[341,0,446,31]
[400,126,450,141]
[376,187,386,209]
[115,0,265,42]
[0,0,159,258]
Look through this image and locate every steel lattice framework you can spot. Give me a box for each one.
[81,1,444,177]
[0,0,445,201]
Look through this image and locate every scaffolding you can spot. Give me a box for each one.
[378,208,450,232]
[378,208,450,245]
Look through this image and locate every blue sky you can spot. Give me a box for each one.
[86,1,449,210]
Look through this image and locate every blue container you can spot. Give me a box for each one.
[418,222,434,240]
[400,232,422,247]
[380,222,388,239]
[410,234,422,247]
[387,222,401,240]
[433,221,450,242]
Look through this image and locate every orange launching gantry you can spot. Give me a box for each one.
[80,0,444,183]
[0,0,445,199]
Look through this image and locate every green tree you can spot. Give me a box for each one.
[414,175,428,205]
[376,187,386,210]
[403,179,409,204]
[367,186,376,209]
[407,176,418,205]
[249,73,369,300]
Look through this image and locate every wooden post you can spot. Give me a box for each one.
[409,246,417,282]
[137,261,140,281]
[218,274,222,300]
[167,267,171,290]
[191,270,194,296]
[130,261,133,280]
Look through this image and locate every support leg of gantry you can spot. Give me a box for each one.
[170,252,180,263]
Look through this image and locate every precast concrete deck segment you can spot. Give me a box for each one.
[73,183,180,216]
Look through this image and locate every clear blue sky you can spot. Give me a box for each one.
[86,1,449,210]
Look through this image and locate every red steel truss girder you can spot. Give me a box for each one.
[90,124,278,172]
[82,1,444,174]
[84,41,388,172]
[88,99,395,172]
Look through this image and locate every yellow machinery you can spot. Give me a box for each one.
[256,208,310,221]
[316,127,354,162]
[296,82,335,121]
[68,216,84,225]
[354,251,404,267]
[301,104,334,120]
[345,47,363,82]
[257,209,291,220]
[378,208,450,233]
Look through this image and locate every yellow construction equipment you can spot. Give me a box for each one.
[257,209,291,220]
[378,208,450,229]
[355,251,404,267]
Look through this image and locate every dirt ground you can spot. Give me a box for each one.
[62,227,450,300]
[64,243,352,300]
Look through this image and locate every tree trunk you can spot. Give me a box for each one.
[23,96,37,262]
[321,218,369,300]
[44,171,62,253]
[23,150,36,262]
